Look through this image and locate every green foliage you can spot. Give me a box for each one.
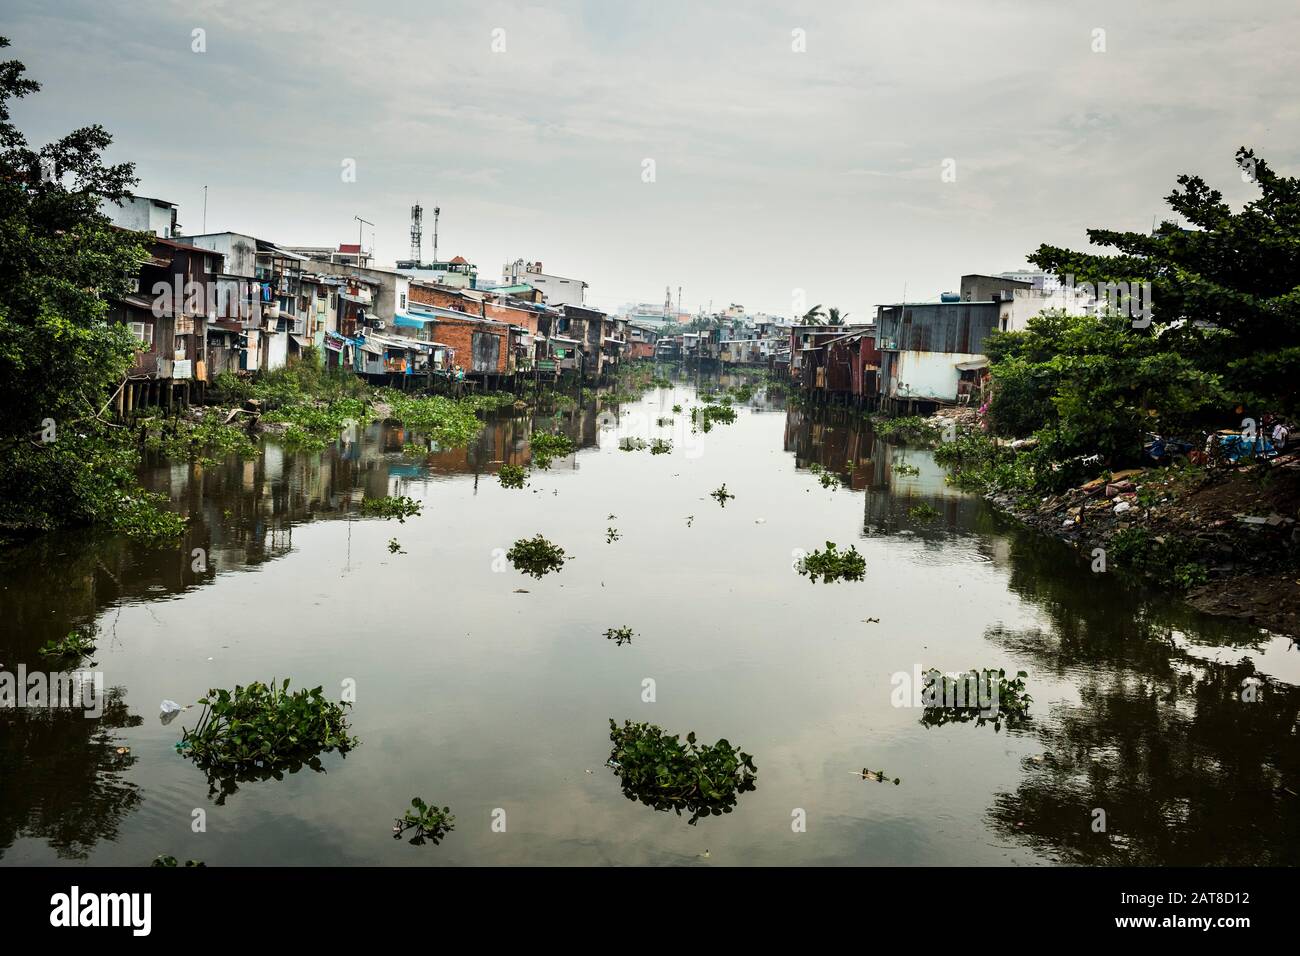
[387,538,403,554]
[710,483,734,506]
[619,436,647,451]
[986,311,1224,477]
[894,462,920,477]
[607,719,757,825]
[671,404,682,413]
[604,626,634,646]
[1031,147,1300,418]
[393,797,455,846]
[530,430,576,469]
[151,855,205,867]
[178,679,357,798]
[359,495,422,522]
[908,502,940,522]
[871,415,942,446]
[262,397,367,451]
[919,668,1032,731]
[142,412,258,464]
[1109,527,1210,590]
[383,391,485,448]
[38,629,97,665]
[691,403,737,432]
[649,438,672,455]
[506,534,567,577]
[497,463,526,488]
[797,542,866,583]
[0,38,173,538]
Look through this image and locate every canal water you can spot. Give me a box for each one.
[2,373,1297,866]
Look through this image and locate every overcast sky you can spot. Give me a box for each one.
[7,0,1297,317]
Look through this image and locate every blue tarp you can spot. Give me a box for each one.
[394,312,434,328]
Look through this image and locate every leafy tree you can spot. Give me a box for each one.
[801,304,825,324]
[0,37,178,537]
[1030,148,1300,416]
[825,307,849,326]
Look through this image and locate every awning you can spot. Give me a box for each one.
[291,335,312,349]
[394,312,435,328]
[358,340,382,356]
[954,358,989,371]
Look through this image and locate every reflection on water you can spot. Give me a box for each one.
[1,371,1296,865]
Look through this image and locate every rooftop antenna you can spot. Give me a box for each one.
[202,185,208,233]
[409,203,423,264]
[354,216,373,259]
[432,205,441,264]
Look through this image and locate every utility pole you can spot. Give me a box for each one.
[432,206,441,264]
[202,185,207,233]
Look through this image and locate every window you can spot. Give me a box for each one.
[400,293,407,310]
[129,321,153,348]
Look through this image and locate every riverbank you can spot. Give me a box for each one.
[916,408,1300,637]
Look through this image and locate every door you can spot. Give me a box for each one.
[472,332,500,373]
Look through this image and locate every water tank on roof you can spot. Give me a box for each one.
[940,292,960,303]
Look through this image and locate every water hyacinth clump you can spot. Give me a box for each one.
[710,484,734,506]
[918,668,1032,731]
[393,797,455,846]
[531,431,576,469]
[498,463,527,488]
[604,626,634,646]
[178,679,357,783]
[38,629,97,665]
[650,438,672,455]
[506,534,568,577]
[360,495,422,523]
[607,719,757,825]
[796,542,866,583]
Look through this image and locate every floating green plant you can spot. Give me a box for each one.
[387,538,403,554]
[650,438,672,455]
[178,679,357,800]
[531,431,576,469]
[151,855,206,867]
[908,502,940,522]
[919,668,1032,731]
[498,463,527,488]
[619,436,647,451]
[796,542,866,583]
[506,534,568,577]
[360,495,422,523]
[711,484,734,506]
[606,526,621,543]
[604,626,634,646]
[607,719,757,825]
[393,797,455,846]
[39,630,97,665]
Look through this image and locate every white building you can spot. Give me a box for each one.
[503,259,587,307]
[103,195,179,238]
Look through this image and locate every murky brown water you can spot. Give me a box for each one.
[2,372,1298,865]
